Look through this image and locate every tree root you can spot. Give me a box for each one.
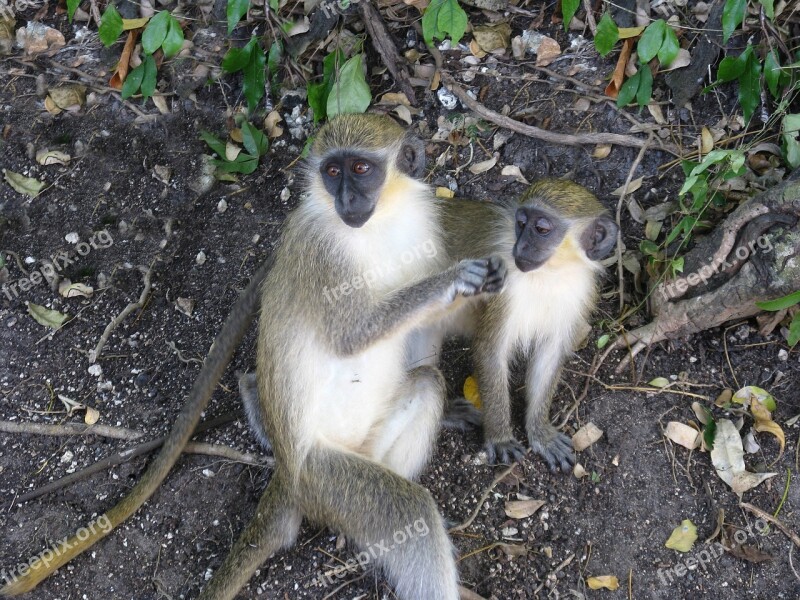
[610,175,800,372]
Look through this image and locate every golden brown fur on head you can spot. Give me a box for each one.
[520,179,606,219]
[312,113,407,155]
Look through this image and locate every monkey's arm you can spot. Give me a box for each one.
[330,257,506,356]
[0,256,274,597]
[523,341,575,473]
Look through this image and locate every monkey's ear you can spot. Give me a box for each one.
[397,136,426,178]
[581,216,619,261]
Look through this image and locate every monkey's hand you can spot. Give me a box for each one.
[528,424,575,474]
[452,256,506,299]
[441,397,482,431]
[485,438,527,465]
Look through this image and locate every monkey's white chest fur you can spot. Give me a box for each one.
[505,262,597,349]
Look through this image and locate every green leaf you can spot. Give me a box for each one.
[665,520,698,553]
[99,4,124,47]
[703,418,716,451]
[562,0,580,32]
[639,239,660,256]
[649,377,670,388]
[636,64,653,106]
[739,47,761,123]
[596,334,610,349]
[270,0,279,10]
[67,0,80,22]
[27,302,69,329]
[227,0,250,35]
[121,62,145,99]
[788,313,800,347]
[214,154,259,174]
[764,50,782,98]
[422,1,442,46]
[722,0,747,43]
[616,70,640,107]
[717,56,745,82]
[162,15,184,58]
[638,19,665,63]
[241,121,268,157]
[222,37,256,72]
[758,0,774,19]
[267,39,282,79]
[140,54,157,101]
[200,131,228,157]
[658,25,679,67]
[594,13,619,57]
[142,10,170,55]
[242,40,266,112]
[327,54,371,117]
[437,0,468,45]
[307,82,328,123]
[756,290,800,311]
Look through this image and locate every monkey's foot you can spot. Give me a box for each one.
[441,397,482,431]
[528,427,574,474]
[485,439,527,465]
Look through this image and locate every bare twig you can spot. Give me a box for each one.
[450,463,518,533]
[459,585,488,600]
[90,265,154,363]
[440,74,679,155]
[0,420,144,440]
[582,0,598,35]
[12,412,271,503]
[358,1,416,103]
[740,502,800,547]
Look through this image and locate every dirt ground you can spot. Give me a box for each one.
[1,3,799,600]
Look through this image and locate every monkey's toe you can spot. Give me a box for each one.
[485,439,527,465]
[533,433,575,474]
[442,397,482,431]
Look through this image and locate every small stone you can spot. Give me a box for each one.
[65,232,80,244]
[196,251,207,265]
[88,364,103,377]
[60,450,74,464]
[778,349,788,361]
[217,199,228,213]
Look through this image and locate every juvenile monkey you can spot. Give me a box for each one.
[1,114,505,599]
[441,179,618,472]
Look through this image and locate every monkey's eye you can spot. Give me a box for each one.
[326,164,341,178]
[352,161,370,175]
[534,218,552,235]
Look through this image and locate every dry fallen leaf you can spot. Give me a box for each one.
[58,281,94,298]
[436,186,454,198]
[463,375,481,409]
[661,48,692,71]
[472,22,511,53]
[665,519,697,552]
[469,154,498,175]
[710,419,776,495]
[35,149,71,166]
[27,302,68,329]
[84,406,101,425]
[605,38,635,99]
[664,421,701,450]
[4,169,45,198]
[110,30,139,89]
[750,400,785,454]
[701,127,714,154]
[587,576,619,590]
[572,422,603,452]
[504,499,545,519]
[500,165,529,184]
[592,144,612,159]
[611,176,644,196]
[379,92,411,106]
[497,543,528,558]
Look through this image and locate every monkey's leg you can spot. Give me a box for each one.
[239,372,272,451]
[524,342,575,473]
[370,365,445,480]
[198,470,301,600]
[302,448,460,600]
[475,328,525,464]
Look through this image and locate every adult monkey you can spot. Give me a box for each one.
[1,114,505,599]
[441,179,618,472]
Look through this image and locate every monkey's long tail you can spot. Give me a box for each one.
[0,256,275,596]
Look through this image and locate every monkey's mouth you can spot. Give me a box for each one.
[514,256,544,272]
[340,210,374,228]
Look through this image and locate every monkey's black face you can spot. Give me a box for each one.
[321,151,387,228]
[513,207,567,272]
